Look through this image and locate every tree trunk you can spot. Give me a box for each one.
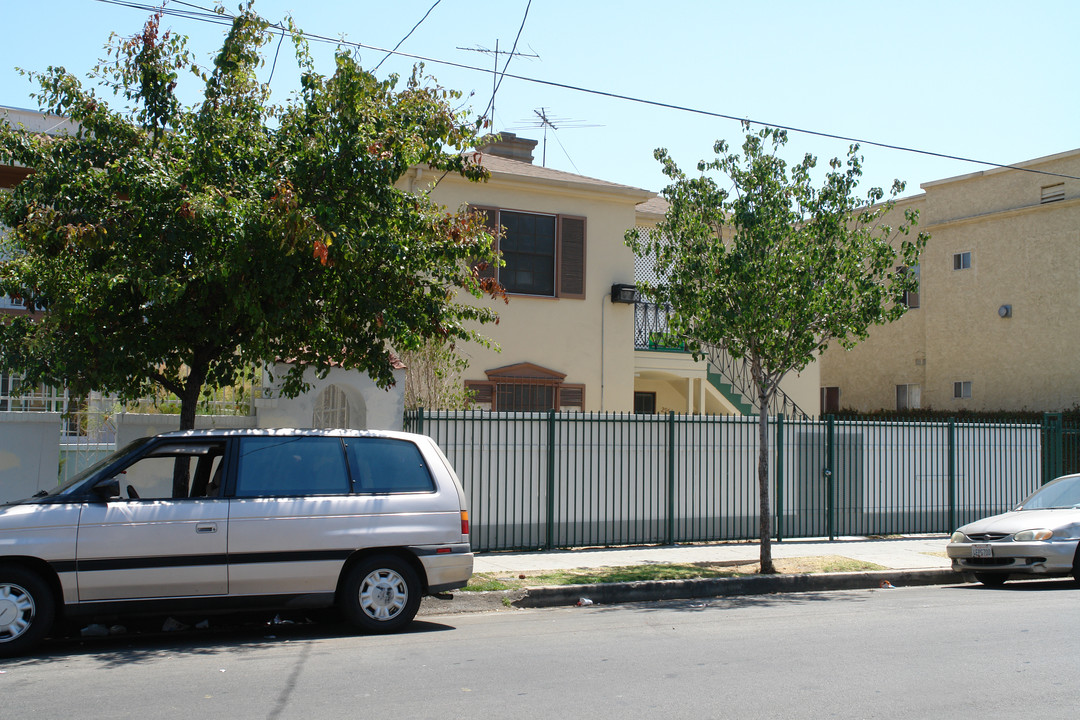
[172,369,206,498]
[757,393,776,574]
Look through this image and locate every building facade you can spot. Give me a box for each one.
[820,149,1080,413]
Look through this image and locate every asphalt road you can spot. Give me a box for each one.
[2,580,1078,719]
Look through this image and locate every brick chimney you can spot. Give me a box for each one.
[479,132,538,164]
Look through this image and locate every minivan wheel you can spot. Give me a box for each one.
[338,556,421,634]
[974,572,1008,587]
[0,565,55,658]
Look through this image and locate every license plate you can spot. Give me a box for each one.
[972,543,993,558]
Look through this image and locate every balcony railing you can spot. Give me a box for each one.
[632,301,810,420]
[634,301,685,351]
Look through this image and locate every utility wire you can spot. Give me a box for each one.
[482,0,531,122]
[374,0,442,73]
[92,0,1080,182]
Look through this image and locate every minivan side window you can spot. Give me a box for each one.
[346,438,435,493]
[235,436,350,497]
[113,441,226,499]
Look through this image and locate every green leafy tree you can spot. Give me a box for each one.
[0,8,501,440]
[628,124,928,572]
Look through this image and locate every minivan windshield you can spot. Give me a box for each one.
[44,437,157,497]
[1018,474,1080,510]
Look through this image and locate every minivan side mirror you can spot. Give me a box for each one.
[92,478,121,501]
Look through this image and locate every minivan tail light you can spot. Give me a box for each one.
[461,510,470,536]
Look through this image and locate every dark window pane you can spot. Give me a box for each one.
[500,211,555,295]
[236,437,349,497]
[634,391,656,414]
[496,383,555,411]
[346,438,435,493]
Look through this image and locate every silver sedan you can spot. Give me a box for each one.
[947,473,1080,586]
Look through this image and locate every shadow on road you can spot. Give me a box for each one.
[1,614,457,668]
[945,577,1080,592]
[589,588,877,615]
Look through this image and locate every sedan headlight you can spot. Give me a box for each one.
[1013,528,1054,542]
[950,531,967,543]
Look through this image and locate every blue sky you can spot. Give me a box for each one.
[2,0,1076,198]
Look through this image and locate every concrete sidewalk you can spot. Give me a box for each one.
[472,535,951,575]
[419,535,959,617]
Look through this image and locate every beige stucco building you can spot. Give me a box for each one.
[421,134,821,417]
[820,148,1080,413]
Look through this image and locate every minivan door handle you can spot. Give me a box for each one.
[196,523,218,534]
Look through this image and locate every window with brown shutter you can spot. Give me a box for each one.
[468,207,586,299]
[465,363,585,411]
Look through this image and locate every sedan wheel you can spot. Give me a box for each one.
[0,566,55,658]
[338,556,421,633]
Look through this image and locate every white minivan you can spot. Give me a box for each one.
[0,428,473,656]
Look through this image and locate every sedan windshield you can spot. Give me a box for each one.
[1019,474,1080,510]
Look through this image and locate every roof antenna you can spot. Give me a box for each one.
[514,108,601,168]
[456,43,540,125]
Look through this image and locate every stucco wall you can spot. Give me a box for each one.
[255,364,405,431]
[0,412,61,501]
[419,166,649,412]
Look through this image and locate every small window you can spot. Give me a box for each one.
[346,438,435,493]
[1041,183,1065,204]
[634,391,657,414]
[953,381,972,399]
[953,252,972,271]
[899,266,920,309]
[235,436,350,497]
[896,384,921,411]
[820,387,840,414]
[466,362,583,412]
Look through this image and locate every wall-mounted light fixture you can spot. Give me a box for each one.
[998,304,1012,318]
[610,283,638,304]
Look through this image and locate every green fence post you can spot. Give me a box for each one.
[775,413,784,543]
[948,418,956,532]
[667,410,676,545]
[825,415,835,541]
[546,409,556,550]
[1043,412,1063,485]
[416,406,424,436]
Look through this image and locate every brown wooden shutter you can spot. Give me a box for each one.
[465,381,495,407]
[557,215,586,299]
[558,384,585,411]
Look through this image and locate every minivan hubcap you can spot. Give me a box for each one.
[0,583,35,641]
[359,569,408,621]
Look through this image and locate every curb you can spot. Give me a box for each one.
[418,568,960,616]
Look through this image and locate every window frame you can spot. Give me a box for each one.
[953,381,972,399]
[953,252,972,271]
[465,362,585,412]
[634,391,657,414]
[898,265,920,309]
[472,206,587,299]
[895,384,921,412]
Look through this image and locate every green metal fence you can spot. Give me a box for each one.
[405,409,1048,552]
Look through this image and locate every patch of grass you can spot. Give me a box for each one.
[463,555,885,592]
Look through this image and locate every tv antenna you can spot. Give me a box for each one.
[457,43,540,123]
[513,107,601,168]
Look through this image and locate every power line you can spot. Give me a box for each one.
[91,0,1080,182]
[373,0,442,73]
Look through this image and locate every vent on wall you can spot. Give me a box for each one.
[1041,183,1065,204]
